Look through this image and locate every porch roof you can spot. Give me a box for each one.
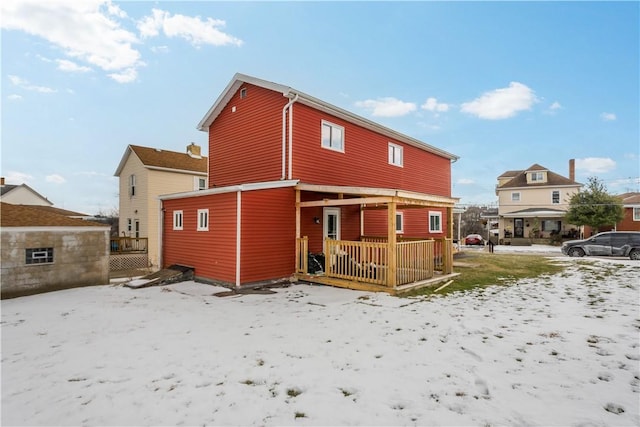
[501,207,566,218]
[296,183,459,208]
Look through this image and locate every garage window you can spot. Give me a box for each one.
[26,248,54,265]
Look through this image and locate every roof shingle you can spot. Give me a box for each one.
[0,203,106,227]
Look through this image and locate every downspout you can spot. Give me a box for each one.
[236,190,242,288]
[281,94,299,180]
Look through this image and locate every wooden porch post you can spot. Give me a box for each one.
[387,200,397,287]
[295,189,301,239]
[446,206,454,274]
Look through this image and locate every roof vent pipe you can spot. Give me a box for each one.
[281,93,299,180]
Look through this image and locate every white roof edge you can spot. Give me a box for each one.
[146,165,207,176]
[114,145,134,177]
[197,73,458,161]
[159,179,300,201]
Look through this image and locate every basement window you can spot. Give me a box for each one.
[26,248,54,265]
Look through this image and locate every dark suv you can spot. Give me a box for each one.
[561,231,640,260]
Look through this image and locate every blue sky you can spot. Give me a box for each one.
[2,1,638,215]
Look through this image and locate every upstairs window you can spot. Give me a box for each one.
[511,192,521,202]
[197,209,209,231]
[173,210,183,230]
[26,248,54,265]
[552,190,560,204]
[634,207,640,221]
[196,177,206,191]
[429,211,442,233]
[388,143,403,167]
[129,174,136,196]
[321,120,344,152]
[396,212,404,233]
[531,171,544,182]
[240,87,247,99]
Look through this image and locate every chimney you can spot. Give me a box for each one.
[187,143,202,159]
[0,177,4,186]
[569,159,575,181]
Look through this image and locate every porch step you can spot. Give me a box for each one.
[124,264,194,289]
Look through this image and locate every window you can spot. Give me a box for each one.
[531,171,543,181]
[196,177,206,191]
[173,210,183,230]
[197,209,209,231]
[552,190,560,204]
[127,218,132,232]
[542,220,561,232]
[129,174,136,196]
[429,211,442,233]
[388,143,403,167]
[511,192,521,202]
[396,212,404,233]
[634,207,640,221]
[240,87,247,99]
[26,248,53,265]
[321,120,344,152]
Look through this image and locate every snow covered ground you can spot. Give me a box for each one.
[2,250,639,426]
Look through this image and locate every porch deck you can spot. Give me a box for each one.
[295,237,456,295]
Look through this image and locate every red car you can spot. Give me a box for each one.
[464,234,484,245]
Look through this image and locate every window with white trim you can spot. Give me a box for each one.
[396,212,404,233]
[197,209,209,231]
[195,177,206,191]
[26,247,53,265]
[429,211,442,233]
[634,207,640,221]
[552,190,560,204]
[511,192,521,202]
[321,120,344,152]
[531,171,544,181]
[388,142,403,167]
[173,210,183,230]
[129,174,136,196]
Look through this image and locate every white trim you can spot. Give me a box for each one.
[236,191,241,288]
[173,210,183,230]
[296,183,459,205]
[197,209,209,231]
[321,120,345,153]
[145,165,207,176]
[159,179,300,201]
[429,211,442,233]
[388,142,403,167]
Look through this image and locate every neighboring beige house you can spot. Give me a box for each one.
[496,160,582,243]
[0,177,53,206]
[0,202,110,299]
[114,143,208,270]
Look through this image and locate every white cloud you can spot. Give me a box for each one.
[56,59,92,73]
[355,97,417,117]
[7,94,23,101]
[600,112,616,121]
[575,157,616,174]
[8,74,56,93]
[549,101,562,110]
[4,171,34,185]
[108,67,138,84]
[150,45,169,54]
[137,8,243,47]
[421,97,449,112]
[46,174,67,184]
[461,82,537,120]
[457,178,475,185]
[1,0,143,82]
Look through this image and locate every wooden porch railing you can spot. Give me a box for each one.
[325,239,388,286]
[295,237,308,274]
[362,236,453,274]
[110,237,148,254]
[396,240,434,285]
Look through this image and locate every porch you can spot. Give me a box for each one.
[293,183,459,294]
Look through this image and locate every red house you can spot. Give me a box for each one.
[160,74,459,294]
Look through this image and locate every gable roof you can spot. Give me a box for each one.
[197,73,459,162]
[0,203,106,228]
[26,205,89,218]
[618,192,640,206]
[114,145,208,177]
[498,164,580,189]
[0,183,53,206]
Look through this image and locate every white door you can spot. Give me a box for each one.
[323,207,341,253]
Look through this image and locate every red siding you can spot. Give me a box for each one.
[163,193,237,284]
[617,208,640,231]
[291,103,451,196]
[240,188,297,283]
[208,84,287,187]
[364,208,449,239]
